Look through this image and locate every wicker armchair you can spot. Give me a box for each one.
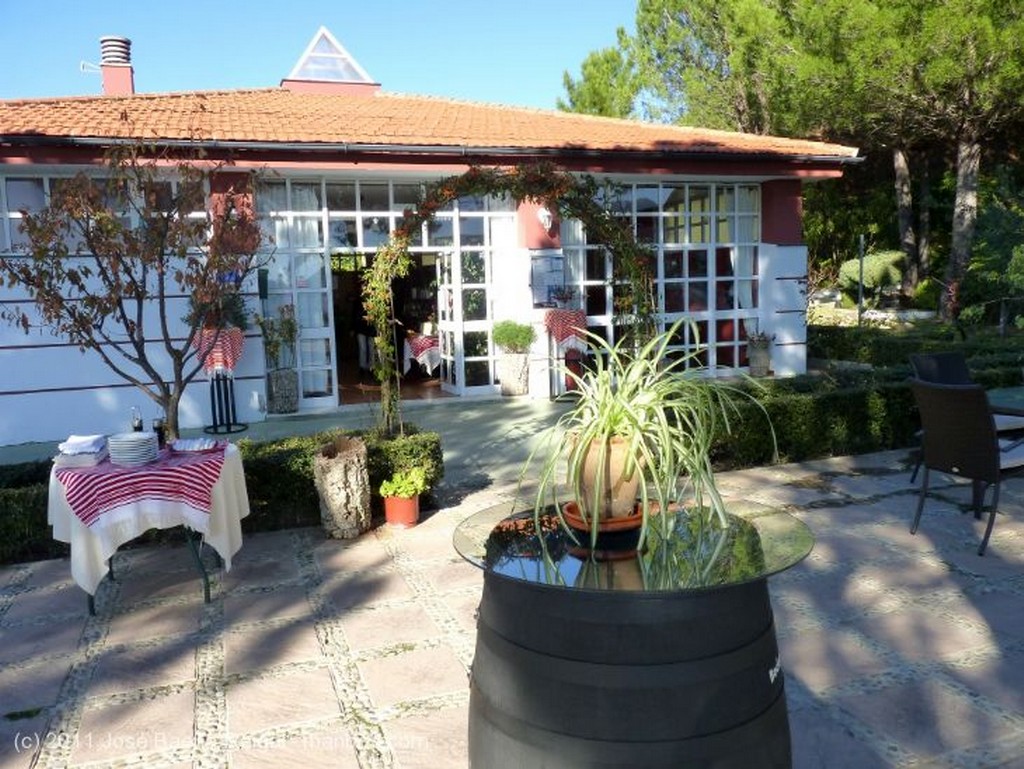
[909,378,1024,555]
[908,352,1024,483]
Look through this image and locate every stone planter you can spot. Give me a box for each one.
[497,353,529,396]
[313,436,371,539]
[748,343,771,378]
[267,368,298,414]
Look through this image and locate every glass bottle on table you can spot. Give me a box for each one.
[152,416,166,448]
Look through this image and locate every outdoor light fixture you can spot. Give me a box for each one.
[537,206,554,231]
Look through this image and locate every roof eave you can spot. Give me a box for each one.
[0,134,863,166]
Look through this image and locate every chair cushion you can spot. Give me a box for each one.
[998,437,1024,469]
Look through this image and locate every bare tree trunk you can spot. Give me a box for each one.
[164,391,181,441]
[894,148,918,297]
[941,136,982,321]
[917,156,931,280]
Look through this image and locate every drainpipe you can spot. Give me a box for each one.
[99,36,135,96]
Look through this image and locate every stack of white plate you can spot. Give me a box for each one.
[107,432,159,467]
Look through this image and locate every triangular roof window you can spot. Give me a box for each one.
[287,26,375,84]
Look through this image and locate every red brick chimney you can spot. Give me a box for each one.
[100,36,135,96]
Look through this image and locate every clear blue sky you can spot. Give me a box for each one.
[0,1,636,110]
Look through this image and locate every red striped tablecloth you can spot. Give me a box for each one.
[409,333,439,359]
[544,309,588,351]
[55,446,227,528]
[193,327,245,373]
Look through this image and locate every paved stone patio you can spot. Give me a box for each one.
[3,444,1024,768]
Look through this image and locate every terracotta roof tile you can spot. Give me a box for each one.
[0,88,859,160]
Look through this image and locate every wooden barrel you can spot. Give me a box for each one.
[469,571,791,768]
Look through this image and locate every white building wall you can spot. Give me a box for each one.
[759,243,809,376]
[491,246,549,399]
[0,290,268,446]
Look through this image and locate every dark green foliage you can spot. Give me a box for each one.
[0,460,51,489]
[911,278,942,311]
[236,435,322,531]
[713,381,919,468]
[0,486,68,564]
[838,251,904,305]
[808,323,1024,370]
[360,428,444,492]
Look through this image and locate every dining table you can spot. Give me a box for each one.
[48,441,250,610]
[987,385,1024,417]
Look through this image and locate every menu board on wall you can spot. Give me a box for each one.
[531,252,565,308]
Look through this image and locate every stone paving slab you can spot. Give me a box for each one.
[3,449,1024,767]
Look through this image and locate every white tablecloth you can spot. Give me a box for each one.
[48,444,250,595]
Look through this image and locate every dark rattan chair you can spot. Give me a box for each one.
[908,352,1024,482]
[909,378,1024,555]
[909,351,973,385]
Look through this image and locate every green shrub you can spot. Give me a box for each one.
[838,250,903,304]
[238,425,445,530]
[237,434,322,531]
[0,460,51,489]
[492,320,537,353]
[911,278,941,311]
[0,485,67,564]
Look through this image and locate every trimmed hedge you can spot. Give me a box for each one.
[714,381,919,467]
[0,485,67,564]
[236,426,445,531]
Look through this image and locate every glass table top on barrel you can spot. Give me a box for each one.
[453,501,814,592]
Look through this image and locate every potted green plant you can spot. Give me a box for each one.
[379,466,429,528]
[492,319,537,396]
[525,319,765,551]
[254,304,300,414]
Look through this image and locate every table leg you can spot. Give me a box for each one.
[185,530,212,604]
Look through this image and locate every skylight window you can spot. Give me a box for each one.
[287,26,375,84]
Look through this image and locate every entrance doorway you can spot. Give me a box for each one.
[331,253,449,405]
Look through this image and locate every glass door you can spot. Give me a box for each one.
[256,179,337,411]
[432,199,515,395]
[435,246,496,395]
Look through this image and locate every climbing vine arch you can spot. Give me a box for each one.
[362,162,656,434]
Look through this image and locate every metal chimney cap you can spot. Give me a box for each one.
[99,36,132,65]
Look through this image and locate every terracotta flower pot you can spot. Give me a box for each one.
[384,495,420,528]
[577,436,642,520]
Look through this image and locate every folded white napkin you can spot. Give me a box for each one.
[58,434,108,455]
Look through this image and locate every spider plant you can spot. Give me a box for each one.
[523,319,771,551]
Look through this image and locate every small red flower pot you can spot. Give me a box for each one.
[384,495,420,528]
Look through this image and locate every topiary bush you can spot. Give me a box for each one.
[838,250,904,306]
